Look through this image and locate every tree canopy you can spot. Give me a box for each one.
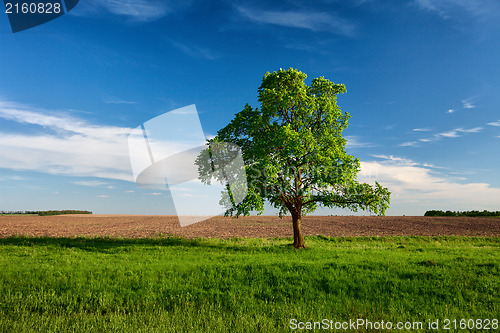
[199,68,390,248]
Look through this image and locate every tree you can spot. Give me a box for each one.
[200,68,390,249]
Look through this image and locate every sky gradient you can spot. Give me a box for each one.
[1,0,499,216]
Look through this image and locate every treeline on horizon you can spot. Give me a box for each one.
[0,210,92,216]
[425,210,500,217]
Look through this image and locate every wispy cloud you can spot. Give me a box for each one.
[434,127,483,139]
[0,175,25,182]
[235,6,357,36]
[104,96,137,104]
[371,154,418,166]
[437,129,460,138]
[402,126,484,146]
[462,97,477,109]
[371,154,449,169]
[399,141,419,147]
[0,98,134,181]
[412,128,431,132]
[169,40,220,60]
[0,100,131,138]
[73,0,190,22]
[0,98,209,185]
[445,97,478,115]
[72,180,109,187]
[487,120,500,127]
[414,0,500,20]
[457,127,483,133]
[345,136,375,148]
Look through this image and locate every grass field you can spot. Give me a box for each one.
[0,236,498,332]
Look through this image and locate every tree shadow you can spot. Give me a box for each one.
[0,236,295,253]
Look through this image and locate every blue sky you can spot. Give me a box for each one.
[1,0,499,216]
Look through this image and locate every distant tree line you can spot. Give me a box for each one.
[37,210,93,216]
[425,210,500,217]
[0,210,92,216]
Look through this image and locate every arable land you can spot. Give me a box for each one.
[0,215,498,332]
[0,215,498,238]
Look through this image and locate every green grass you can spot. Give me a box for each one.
[0,236,498,332]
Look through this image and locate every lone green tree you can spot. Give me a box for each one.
[202,68,390,249]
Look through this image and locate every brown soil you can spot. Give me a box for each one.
[0,215,498,239]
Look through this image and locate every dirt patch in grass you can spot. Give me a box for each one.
[0,215,498,239]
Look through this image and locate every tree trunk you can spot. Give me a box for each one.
[292,213,305,249]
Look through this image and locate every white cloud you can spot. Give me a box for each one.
[97,195,111,198]
[436,127,483,138]
[0,99,213,188]
[399,141,419,147]
[487,121,500,127]
[441,97,478,115]
[0,99,207,185]
[421,162,449,170]
[104,96,137,104]
[438,130,460,138]
[371,154,418,166]
[403,126,484,146]
[372,155,449,170]
[0,100,131,138]
[359,158,500,214]
[414,0,500,20]
[205,133,216,140]
[72,180,109,187]
[235,6,356,36]
[345,136,375,148]
[462,98,476,109]
[413,128,431,132]
[72,0,191,22]
[457,127,483,133]
[0,98,134,181]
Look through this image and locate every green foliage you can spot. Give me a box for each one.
[0,210,92,216]
[199,68,393,247]
[37,210,92,216]
[0,236,497,332]
[425,210,500,217]
[208,68,390,219]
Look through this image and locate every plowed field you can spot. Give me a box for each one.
[1,215,498,238]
